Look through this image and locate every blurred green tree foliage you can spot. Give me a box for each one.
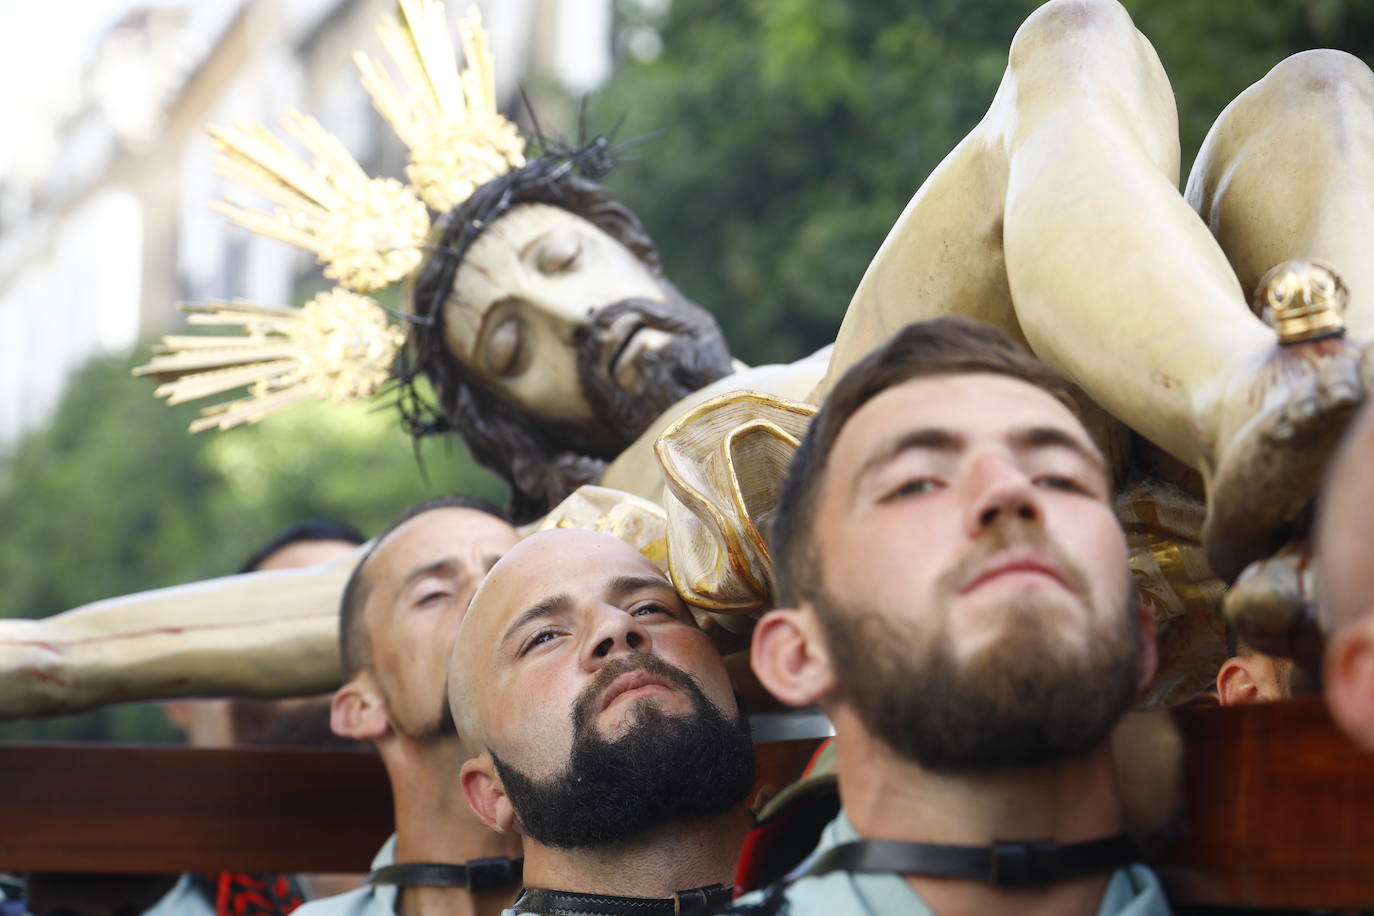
[595,0,1374,365]
[0,352,502,742]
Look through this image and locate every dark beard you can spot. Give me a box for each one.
[574,292,734,454]
[816,526,1143,772]
[490,653,755,849]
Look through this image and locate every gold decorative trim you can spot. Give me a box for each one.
[655,391,818,613]
[356,2,526,212]
[135,289,405,432]
[210,111,430,293]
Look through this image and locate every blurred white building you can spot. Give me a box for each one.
[0,0,612,446]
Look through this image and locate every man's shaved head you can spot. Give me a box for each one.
[334,497,518,746]
[450,529,672,744]
[451,528,753,850]
[1319,402,1374,629]
[340,495,506,678]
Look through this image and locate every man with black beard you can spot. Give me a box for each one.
[449,529,757,916]
[730,317,1170,915]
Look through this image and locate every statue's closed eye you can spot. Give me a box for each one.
[535,231,582,275]
[486,318,526,376]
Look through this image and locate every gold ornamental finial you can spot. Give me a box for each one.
[134,289,406,431]
[1255,258,1348,345]
[355,2,526,212]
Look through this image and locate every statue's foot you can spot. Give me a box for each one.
[1223,539,1324,680]
[1203,336,1366,581]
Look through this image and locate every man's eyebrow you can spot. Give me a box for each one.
[1010,425,1107,473]
[399,558,459,592]
[609,574,673,596]
[855,428,964,490]
[500,593,572,651]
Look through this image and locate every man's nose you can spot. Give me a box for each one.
[963,453,1043,536]
[582,606,653,668]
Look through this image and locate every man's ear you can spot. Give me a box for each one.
[460,754,518,835]
[1325,616,1374,752]
[1216,657,1263,707]
[1135,601,1159,696]
[331,674,389,742]
[750,606,836,708]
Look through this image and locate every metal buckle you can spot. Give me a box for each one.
[672,887,706,913]
[989,839,1060,886]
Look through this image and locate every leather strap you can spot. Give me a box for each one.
[514,882,734,915]
[805,834,1138,887]
[367,856,523,892]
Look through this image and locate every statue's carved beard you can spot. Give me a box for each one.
[815,523,1143,772]
[573,293,734,455]
[490,653,755,850]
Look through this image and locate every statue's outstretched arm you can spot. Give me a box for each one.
[0,545,361,720]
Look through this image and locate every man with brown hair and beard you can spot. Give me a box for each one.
[449,529,757,916]
[731,317,1170,915]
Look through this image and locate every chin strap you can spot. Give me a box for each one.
[367,856,523,892]
[513,883,734,915]
[805,834,1138,887]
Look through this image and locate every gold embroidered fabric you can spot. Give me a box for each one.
[655,391,818,615]
[1115,479,1228,707]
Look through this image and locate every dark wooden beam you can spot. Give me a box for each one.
[5,699,1374,909]
[1157,695,1374,908]
[0,744,393,874]
[0,738,825,875]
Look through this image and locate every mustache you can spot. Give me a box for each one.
[581,296,721,340]
[938,519,1090,599]
[570,294,733,454]
[571,653,702,734]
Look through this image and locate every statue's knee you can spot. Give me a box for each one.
[1262,49,1374,105]
[1008,0,1136,74]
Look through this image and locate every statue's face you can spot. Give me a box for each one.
[444,203,687,425]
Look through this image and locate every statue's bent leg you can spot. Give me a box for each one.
[1183,50,1374,578]
[818,66,1017,400]
[1000,0,1269,471]
[999,1,1362,579]
[1188,49,1374,339]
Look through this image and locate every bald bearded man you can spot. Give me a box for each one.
[450,530,756,916]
